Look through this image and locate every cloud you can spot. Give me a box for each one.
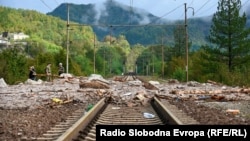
[93,1,107,24]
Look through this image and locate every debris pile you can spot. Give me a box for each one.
[79,81,110,89]
[1,74,250,141]
[0,74,250,115]
[0,78,8,87]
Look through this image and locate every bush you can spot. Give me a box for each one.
[172,67,185,82]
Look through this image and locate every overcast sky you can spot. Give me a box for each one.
[1,0,250,20]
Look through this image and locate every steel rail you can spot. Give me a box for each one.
[55,98,107,141]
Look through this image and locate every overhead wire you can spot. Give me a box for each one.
[189,0,194,5]
[54,0,59,5]
[40,0,52,11]
[241,0,250,9]
[189,0,249,17]
[148,4,184,24]
[115,3,185,35]
[69,23,184,27]
[195,1,217,17]
[102,0,183,35]
[65,0,225,36]
[194,0,211,16]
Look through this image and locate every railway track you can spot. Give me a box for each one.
[33,95,198,141]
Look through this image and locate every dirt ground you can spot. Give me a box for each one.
[169,99,250,125]
[0,102,86,141]
[0,75,250,141]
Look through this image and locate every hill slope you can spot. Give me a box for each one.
[47,0,211,49]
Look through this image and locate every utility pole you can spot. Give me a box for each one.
[184,3,194,82]
[66,3,70,74]
[109,26,112,74]
[136,64,138,75]
[93,34,96,74]
[103,47,106,76]
[161,33,164,78]
[152,46,155,75]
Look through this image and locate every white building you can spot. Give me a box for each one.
[9,32,29,41]
[0,34,10,46]
[0,32,29,47]
[0,39,9,44]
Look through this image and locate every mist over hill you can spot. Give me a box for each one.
[47,0,250,49]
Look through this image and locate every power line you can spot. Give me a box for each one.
[68,23,185,27]
[149,4,184,24]
[195,0,211,15]
[40,0,52,11]
[54,0,60,5]
[190,0,194,5]
[241,0,250,9]
[195,1,217,17]
[115,2,184,32]
[192,0,249,17]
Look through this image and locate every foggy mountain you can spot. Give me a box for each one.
[47,0,193,46]
[47,0,250,48]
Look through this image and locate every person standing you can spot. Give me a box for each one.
[58,62,64,76]
[45,63,52,81]
[29,66,36,80]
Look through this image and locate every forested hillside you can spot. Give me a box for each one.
[0,6,131,84]
[47,1,210,49]
[1,0,250,87]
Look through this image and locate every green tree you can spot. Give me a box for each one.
[208,0,250,72]
[173,25,185,57]
[0,46,28,84]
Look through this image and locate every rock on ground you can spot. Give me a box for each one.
[0,76,250,140]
